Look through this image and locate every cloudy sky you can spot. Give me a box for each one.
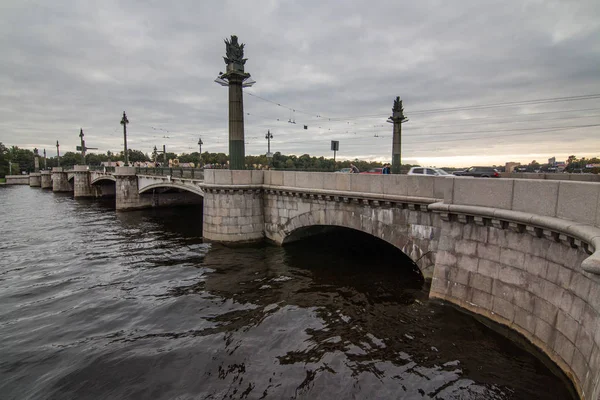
[1,0,599,167]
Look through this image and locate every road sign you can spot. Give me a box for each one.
[76,146,82,151]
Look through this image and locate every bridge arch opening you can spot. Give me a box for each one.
[282,225,424,283]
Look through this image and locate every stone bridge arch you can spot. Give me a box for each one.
[91,175,116,185]
[264,192,441,278]
[138,182,204,197]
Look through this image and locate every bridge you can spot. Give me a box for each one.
[8,166,600,399]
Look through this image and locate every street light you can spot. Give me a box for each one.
[120,111,129,166]
[198,137,203,167]
[265,130,274,167]
[56,140,61,167]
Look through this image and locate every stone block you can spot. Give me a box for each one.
[553,331,575,366]
[499,248,525,268]
[513,289,534,313]
[492,297,515,321]
[533,297,558,324]
[231,170,253,184]
[464,223,488,242]
[430,276,450,296]
[571,349,589,391]
[455,240,477,256]
[514,307,536,334]
[540,280,564,305]
[558,289,575,316]
[436,250,457,267]
[575,327,594,364]
[213,170,232,185]
[383,175,409,196]
[470,288,493,309]
[477,243,501,262]
[270,171,284,186]
[568,273,592,300]
[523,254,548,278]
[569,296,587,322]
[534,318,553,344]
[452,177,514,209]
[556,309,579,343]
[528,237,551,258]
[450,282,468,300]
[478,259,501,279]
[282,171,304,187]
[437,235,455,252]
[492,279,514,303]
[458,254,479,273]
[512,180,559,217]
[322,173,336,191]
[585,277,600,312]
[406,176,435,198]
[448,266,470,285]
[498,265,527,288]
[486,227,506,246]
[433,176,453,200]
[469,273,493,294]
[557,181,600,225]
[297,172,324,189]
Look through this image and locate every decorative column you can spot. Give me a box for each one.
[215,35,255,170]
[387,97,408,174]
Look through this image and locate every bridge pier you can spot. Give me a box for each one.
[114,167,153,210]
[203,170,265,242]
[73,165,97,198]
[29,172,41,187]
[52,167,72,192]
[40,171,52,189]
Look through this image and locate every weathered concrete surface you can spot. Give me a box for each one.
[5,175,30,185]
[51,168,73,192]
[40,171,52,189]
[29,173,41,187]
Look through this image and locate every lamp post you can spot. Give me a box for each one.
[198,137,203,167]
[215,35,255,170]
[265,130,273,166]
[387,97,408,174]
[120,111,129,166]
[56,140,61,167]
[79,128,86,165]
[43,149,47,170]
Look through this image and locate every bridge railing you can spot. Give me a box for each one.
[89,166,116,173]
[136,167,204,180]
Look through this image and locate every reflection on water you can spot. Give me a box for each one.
[0,186,575,399]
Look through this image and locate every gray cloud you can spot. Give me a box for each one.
[0,0,599,166]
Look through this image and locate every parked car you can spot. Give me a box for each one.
[335,168,352,173]
[452,166,500,178]
[407,167,450,176]
[360,168,383,175]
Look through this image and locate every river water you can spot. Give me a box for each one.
[0,185,575,399]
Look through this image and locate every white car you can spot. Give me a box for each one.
[407,167,450,176]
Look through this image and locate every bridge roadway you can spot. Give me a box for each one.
[20,166,600,399]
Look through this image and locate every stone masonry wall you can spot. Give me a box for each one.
[431,218,600,399]
[40,171,52,189]
[202,189,264,242]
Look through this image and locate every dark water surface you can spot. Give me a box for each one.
[0,186,575,399]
